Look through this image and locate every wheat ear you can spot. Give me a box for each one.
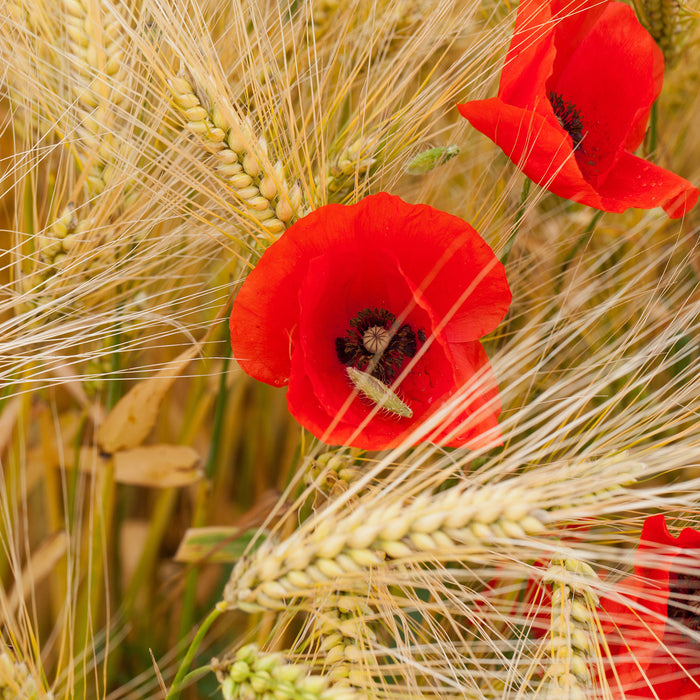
[324,135,380,200]
[63,0,128,195]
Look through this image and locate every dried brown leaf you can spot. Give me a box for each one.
[112,444,202,487]
[96,343,201,453]
[55,445,201,487]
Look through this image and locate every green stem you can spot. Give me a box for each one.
[166,606,224,700]
[500,178,532,265]
[180,665,215,687]
[648,101,658,158]
[204,348,231,480]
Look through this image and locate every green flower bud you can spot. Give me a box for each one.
[406,144,460,174]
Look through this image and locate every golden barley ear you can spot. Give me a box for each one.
[537,559,602,700]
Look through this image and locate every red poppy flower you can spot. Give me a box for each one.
[229,193,511,450]
[457,0,698,218]
[600,515,700,698]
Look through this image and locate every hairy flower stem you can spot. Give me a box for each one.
[647,101,658,157]
[501,177,532,265]
[166,605,225,700]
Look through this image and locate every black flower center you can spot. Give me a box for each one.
[549,91,584,149]
[335,307,418,385]
[668,570,700,632]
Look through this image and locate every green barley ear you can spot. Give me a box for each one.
[406,144,460,175]
[325,135,380,201]
[306,451,362,507]
[636,0,692,67]
[0,649,53,699]
[214,645,359,700]
[346,367,413,418]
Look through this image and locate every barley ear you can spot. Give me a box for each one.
[636,0,690,67]
[0,648,53,699]
[222,481,549,613]
[168,72,304,239]
[214,645,362,700]
[537,558,602,700]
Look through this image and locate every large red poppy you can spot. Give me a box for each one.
[600,515,700,698]
[457,0,698,218]
[229,193,511,450]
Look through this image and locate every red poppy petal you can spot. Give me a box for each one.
[631,517,700,697]
[675,525,700,549]
[299,244,433,425]
[288,336,458,451]
[643,633,700,699]
[434,342,503,448]
[458,98,602,205]
[639,514,681,550]
[292,244,459,450]
[600,574,669,696]
[549,0,616,82]
[229,204,355,385]
[287,347,377,447]
[551,2,663,185]
[597,153,699,218]
[353,194,512,341]
[232,193,510,449]
[498,0,556,108]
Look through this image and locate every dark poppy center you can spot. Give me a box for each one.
[667,570,700,632]
[335,307,418,385]
[549,91,584,149]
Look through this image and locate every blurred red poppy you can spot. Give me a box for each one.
[601,515,700,698]
[229,193,511,450]
[457,0,698,218]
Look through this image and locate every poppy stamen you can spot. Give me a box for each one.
[667,570,700,632]
[549,91,585,149]
[335,307,417,385]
